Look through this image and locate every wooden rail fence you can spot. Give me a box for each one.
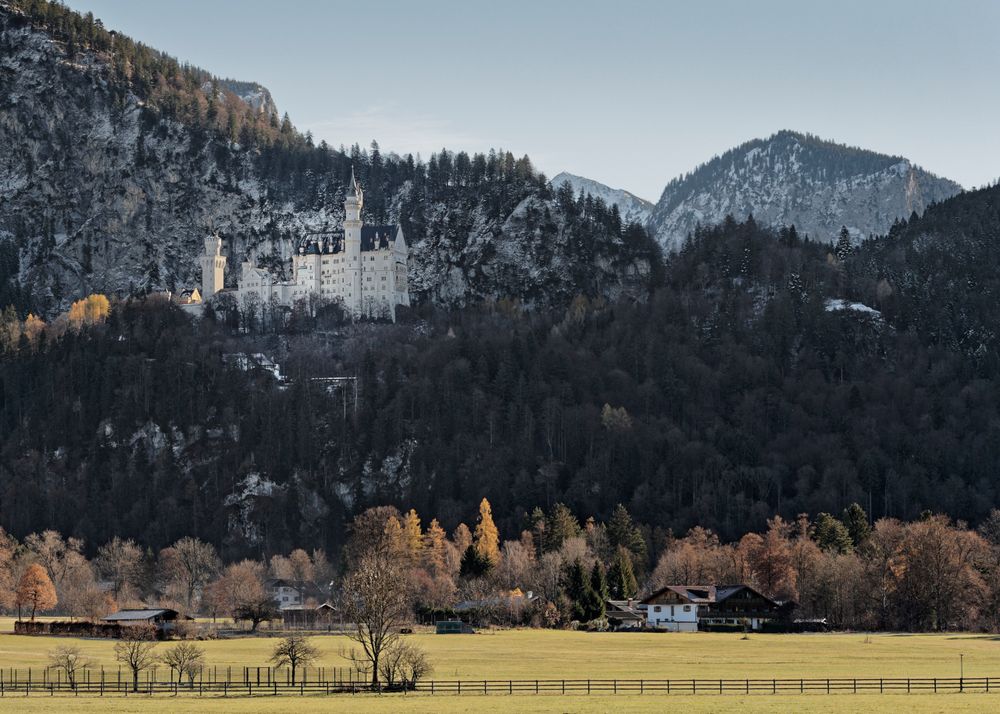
[0,670,996,697]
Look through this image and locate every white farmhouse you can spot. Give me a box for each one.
[199,169,410,320]
[639,584,787,631]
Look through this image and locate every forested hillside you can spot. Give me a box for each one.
[0,0,657,315]
[849,184,1000,366]
[3,190,1000,558]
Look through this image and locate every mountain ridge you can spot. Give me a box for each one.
[550,172,654,226]
[646,130,962,251]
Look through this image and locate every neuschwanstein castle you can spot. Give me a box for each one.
[198,170,410,319]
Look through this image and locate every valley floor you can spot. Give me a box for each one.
[0,622,997,710]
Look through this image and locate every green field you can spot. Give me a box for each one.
[0,619,996,711]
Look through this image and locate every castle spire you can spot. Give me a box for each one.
[347,165,361,198]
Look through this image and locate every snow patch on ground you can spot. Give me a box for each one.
[825,299,881,317]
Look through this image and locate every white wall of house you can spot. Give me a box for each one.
[640,602,699,631]
[272,584,302,610]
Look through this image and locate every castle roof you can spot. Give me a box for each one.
[360,225,398,251]
[346,167,362,200]
[297,225,400,255]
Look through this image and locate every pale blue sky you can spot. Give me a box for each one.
[67,0,1000,201]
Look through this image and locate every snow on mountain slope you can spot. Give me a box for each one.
[551,172,654,226]
[647,131,963,252]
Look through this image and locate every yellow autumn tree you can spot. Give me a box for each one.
[473,498,500,567]
[400,509,423,564]
[382,515,405,557]
[23,313,45,348]
[15,563,57,621]
[423,518,448,575]
[67,294,111,331]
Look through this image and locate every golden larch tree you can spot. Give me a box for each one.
[383,515,405,557]
[401,509,423,564]
[16,563,57,621]
[473,498,500,567]
[422,519,448,575]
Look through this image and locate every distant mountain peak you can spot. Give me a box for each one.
[550,172,654,226]
[648,131,962,251]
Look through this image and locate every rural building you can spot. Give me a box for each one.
[267,578,328,610]
[102,608,191,634]
[605,599,645,630]
[639,585,787,631]
[281,602,337,629]
[435,620,475,634]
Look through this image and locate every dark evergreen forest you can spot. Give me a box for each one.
[2,184,999,562]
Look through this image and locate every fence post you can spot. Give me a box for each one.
[772,679,776,694]
[933,678,937,693]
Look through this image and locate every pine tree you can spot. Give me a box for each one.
[835,226,852,261]
[813,513,853,554]
[841,503,871,548]
[473,498,500,567]
[607,504,646,559]
[564,559,589,621]
[607,547,638,599]
[545,503,580,552]
[589,561,609,603]
[459,544,491,578]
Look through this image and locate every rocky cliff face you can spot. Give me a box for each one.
[647,130,963,252]
[0,6,655,315]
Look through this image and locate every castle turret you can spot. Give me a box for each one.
[200,235,226,297]
[344,167,364,315]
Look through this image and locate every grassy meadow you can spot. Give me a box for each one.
[0,618,997,710]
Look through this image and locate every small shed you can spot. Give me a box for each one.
[435,620,475,634]
[103,608,191,633]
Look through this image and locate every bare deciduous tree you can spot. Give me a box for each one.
[47,645,90,688]
[376,640,432,690]
[114,626,158,692]
[160,642,205,686]
[96,537,144,603]
[269,634,319,685]
[158,537,220,610]
[340,547,410,688]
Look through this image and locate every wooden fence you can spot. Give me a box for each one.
[0,669,996,697]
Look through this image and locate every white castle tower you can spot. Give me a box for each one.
[200,235,226,297]
[343,167,364,315]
